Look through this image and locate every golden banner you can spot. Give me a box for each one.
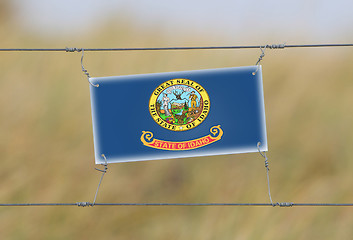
[141,125,223,151]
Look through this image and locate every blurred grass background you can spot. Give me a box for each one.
[1,1,353,239]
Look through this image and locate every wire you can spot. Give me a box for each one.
[0,43,353,52]
[94,203,353,207]
[0,203,78,206]
[256,142,273,205]
[93,154,108,205]
[0,202,353,207]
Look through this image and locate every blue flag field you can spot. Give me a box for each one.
[90,65,267,164]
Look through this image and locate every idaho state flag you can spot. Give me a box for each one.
[90,66,267,164]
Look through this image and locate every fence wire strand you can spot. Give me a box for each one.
[0,203,353,207]
[0,43,353,52]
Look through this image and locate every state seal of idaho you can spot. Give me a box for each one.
[149,79,210,131]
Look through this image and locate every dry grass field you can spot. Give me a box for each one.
[1,10,353,239]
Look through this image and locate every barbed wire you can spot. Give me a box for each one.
[0,43,352,52]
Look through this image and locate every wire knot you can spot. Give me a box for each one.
[264,159,269,169]
[274,202,293,207]
[82,66,91,79]
[65,47,82,52]
[255,48,266,65]
[266,43,286,49]
[80,49,99,87]
[76,202,93,207]
[95,154,108,173]
[252,46,267,75]
[257,142,270,170]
